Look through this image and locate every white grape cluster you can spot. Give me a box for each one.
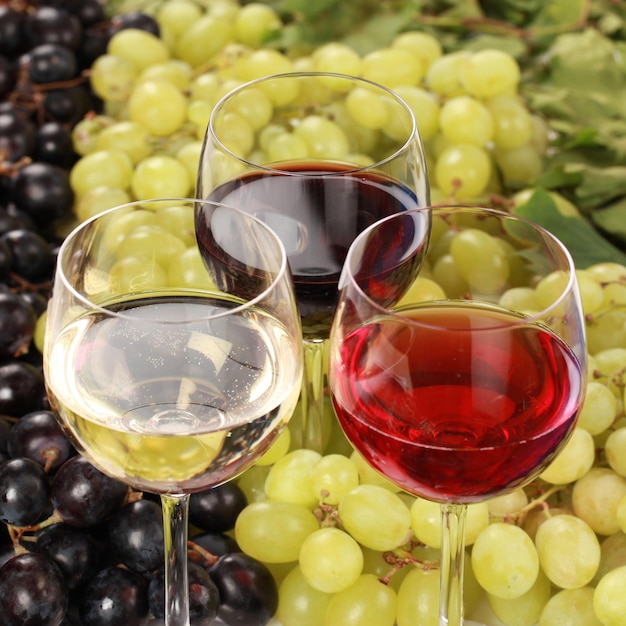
[233,249,626,626]
[67,0,547,223]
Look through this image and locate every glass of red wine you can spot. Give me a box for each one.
[328,205,587,625]
[196,71,430,451]
[43,198,303,626]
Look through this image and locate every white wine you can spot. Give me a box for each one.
[45,295,301,493]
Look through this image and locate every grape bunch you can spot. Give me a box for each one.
[65,0,548,224]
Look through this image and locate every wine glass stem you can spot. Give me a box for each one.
[297,338,328,452]
[161,493,191,626]
[439,502,468,626]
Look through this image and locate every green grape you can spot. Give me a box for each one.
[309,453,359,505]
[391,31,442,71]
[493,143,543,186]
[459,49,521,98]
[486,488,529,521]
[324,574,397,626]
[90,54,138,103]
[605,428,626,477]
[33,311,46,354]
[75,186,131,223]
[535,514,600,589]
[349,449,402,492]
[486,95,533,150]
[208,0,239,21]
[265,449,322,509]
[216,111,255,157]
[360,547,411,591]
[101,208,157,256]
[395,276,446,307]
[392,86,440,142]
[69,149,134,198]
[593,566,626,626]
[439,96,494,146]
[226,86,273,130]
[153,202,195,247]
[539,427,595,484]
[256,427,291,467]
[432,254,469,298]
[108,28,170,72]
[587,261,626,284]
[167,247,217,290]
[487,569,551,626]
[236,50,296,102]
[276,565,332,626]
[298,527,363,593]
[190,72,221,104]
[323,101,379,155]
[186,99,213,138]
[312,42,362,77]
[176,141,203,185]
[471,522,539,599]
[95,121,152,165]
[617,495,626,533]
[71,114,115,156]
[235,500,319,563]
[234,2,282,48]
[587,312,626,354]
[592,348,626,395]
[539,586,603,626]
[156,0,203,36]
[361,47,425,88]
[131,154,191,200]
[410,498,489,549]
[203,150,248,188]
[138,59,193,91]
[499,287,540,313]
[128,80,187,137]
[109,256,169,295]
[577,381,617,436]
[345,87,390,130]
[572,467,626,536]
[449,228,509,294]
[434,144,492,199]
[237,464,270,503]
[425,51,471,98]
[174,14,236,68]
[576,269,606,315]
[266,132,309,162]
[534,270,569,315]
[594,531,626,586]
[338,484,411,552]
[293,115,350,160]
[116,224,187,268]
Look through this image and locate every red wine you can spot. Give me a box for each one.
[330,302,584,503]
[197,161,425,338]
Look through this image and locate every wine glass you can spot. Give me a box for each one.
[196,71,430,452]
[43,198,303,626]
[328,205,587,625]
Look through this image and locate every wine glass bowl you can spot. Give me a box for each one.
[197,71,430,451]
[43,198,303,625]
[329,205,587,624]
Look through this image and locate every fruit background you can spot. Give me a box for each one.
[0,0,626,624]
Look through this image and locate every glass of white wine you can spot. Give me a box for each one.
[43,198,303,626]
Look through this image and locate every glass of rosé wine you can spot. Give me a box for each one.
[328,205,587,626]
[43,198,303,626]
[196,71,430,453]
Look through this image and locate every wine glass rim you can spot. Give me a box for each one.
[341,203,580,330]
[207,70,421,175]
[56,197,292,323]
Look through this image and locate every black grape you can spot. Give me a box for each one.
[108,11,160,37]
[209,552,279,626]
[28,43,78,84]
[11,161,74,224]
[189,481,248,533]
[0,456,51,526]
[0,362,45,417]
[191,531,240,557]
[0,6,25,57]
[107,499,164,574]
[1,228,55,281]
[0,552,68,626]
[149,561,219,626]
[24,6,83,51]
[35,121,78,168]
[7,409,76,472]
[51,455,128,528]
[36,522,105,590]
[79,566,149,626]
[0,291,36,358]
[0,110,36,162]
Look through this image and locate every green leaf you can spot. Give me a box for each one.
[591,200,626,246]
[513,189,626,268]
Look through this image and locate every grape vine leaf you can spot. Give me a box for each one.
[513,189,626,268]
